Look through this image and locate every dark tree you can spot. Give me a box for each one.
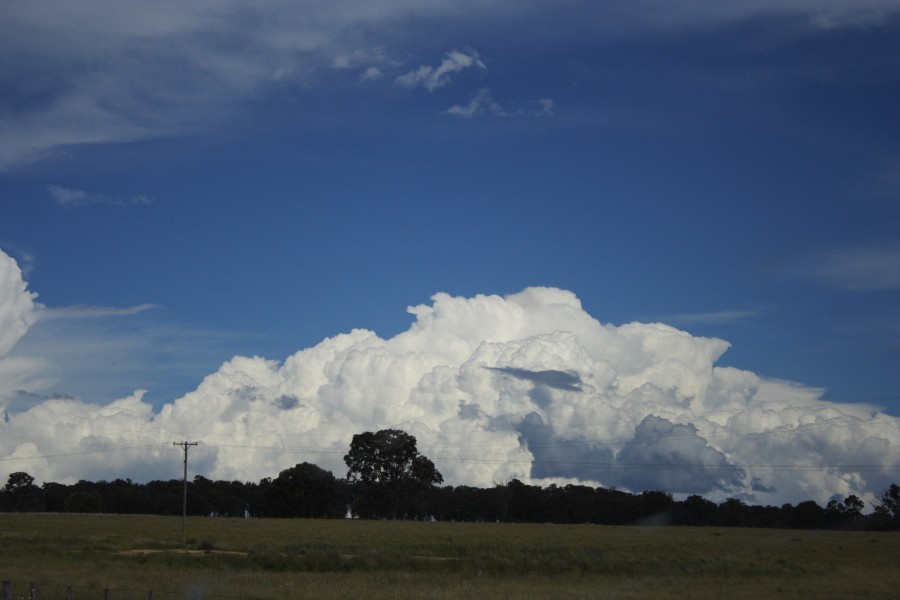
[267,463,345,518]
[718,497,750,527]
[63,491,103,513]
[345,429,442,486]
[635,490,674,523]
[143,479,183,515]
[41,482,70,512]
[2,471,42,512]
[673,494,718,526]
[560,485,599,523]
[790,500,825,529]
[504,479,544,522]
[344,429,442,519]
[104,478,147,514]
[826,494,865,529]
[873,483,900,530]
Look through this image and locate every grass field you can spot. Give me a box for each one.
[1,513,898,599]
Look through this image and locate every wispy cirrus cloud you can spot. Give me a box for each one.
[0,248,261,407]
[665,308,764,325]
[784,242,900,291]
[395,49,485,92]
[47,185,152,207]
[332,46,395,72]
[528,98,555,117]
[863,157,900,198]
[9,313,267,406]
[359,67,385,82]
[38,304,160,321]
[445,88,506,118]
[445,90,556,119]
[2,2,898,170]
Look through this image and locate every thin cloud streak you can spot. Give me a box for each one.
[38,304,161,320]
[0,250,274,404]
[2,1,899,170]
[445,90,556,119]
[395,49,485,92]
[666,309,764,325]
[784,243,900,291]
[47,185,152,207]
[445,88,505,118]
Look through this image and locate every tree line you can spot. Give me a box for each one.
[2,429,898,531]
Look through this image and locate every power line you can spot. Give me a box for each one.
[208,444,900,473]
[5,410,897,455]
[3,416,895,466]
[1,439,897,476]
[433,456,900,473]
[0,444,165,462]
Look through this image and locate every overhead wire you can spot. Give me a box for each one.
[2,392,898,473]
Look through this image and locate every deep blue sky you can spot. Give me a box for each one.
[2,1,898,412]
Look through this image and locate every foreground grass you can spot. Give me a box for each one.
[1,513,898,598]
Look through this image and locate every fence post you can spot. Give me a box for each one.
[104,589,110,600]
[1,581,10,600]
[29,583,35,600]
[148,591,154,600]
[66,586,73,600]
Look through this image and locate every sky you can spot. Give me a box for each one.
[1,1,899,507]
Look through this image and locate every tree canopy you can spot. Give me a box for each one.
[2,471,41,512]
[344,429,443,519]
[265,462,345,518]
[344,429,442,487]
[874,483,900,528]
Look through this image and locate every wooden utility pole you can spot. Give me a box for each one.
[174,441,198,544]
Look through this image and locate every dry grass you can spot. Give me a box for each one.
[0,514,898,598]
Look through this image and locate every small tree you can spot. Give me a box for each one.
[826,494,864,529]
[267,462,345,518]
[344,429,442,519]
[873,483,900,530]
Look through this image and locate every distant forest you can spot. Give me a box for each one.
[2,429,899,530]
[3,467,899,531]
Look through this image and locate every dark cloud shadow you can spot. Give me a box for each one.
[487,367,583,391]
[516,412,615,480]
[612,415,744,494]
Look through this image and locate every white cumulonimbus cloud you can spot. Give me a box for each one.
[0,249,898,506]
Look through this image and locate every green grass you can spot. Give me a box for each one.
[1,514,898,598]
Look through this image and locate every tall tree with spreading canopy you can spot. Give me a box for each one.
[2,471,42,511]
[344,429,442,519]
